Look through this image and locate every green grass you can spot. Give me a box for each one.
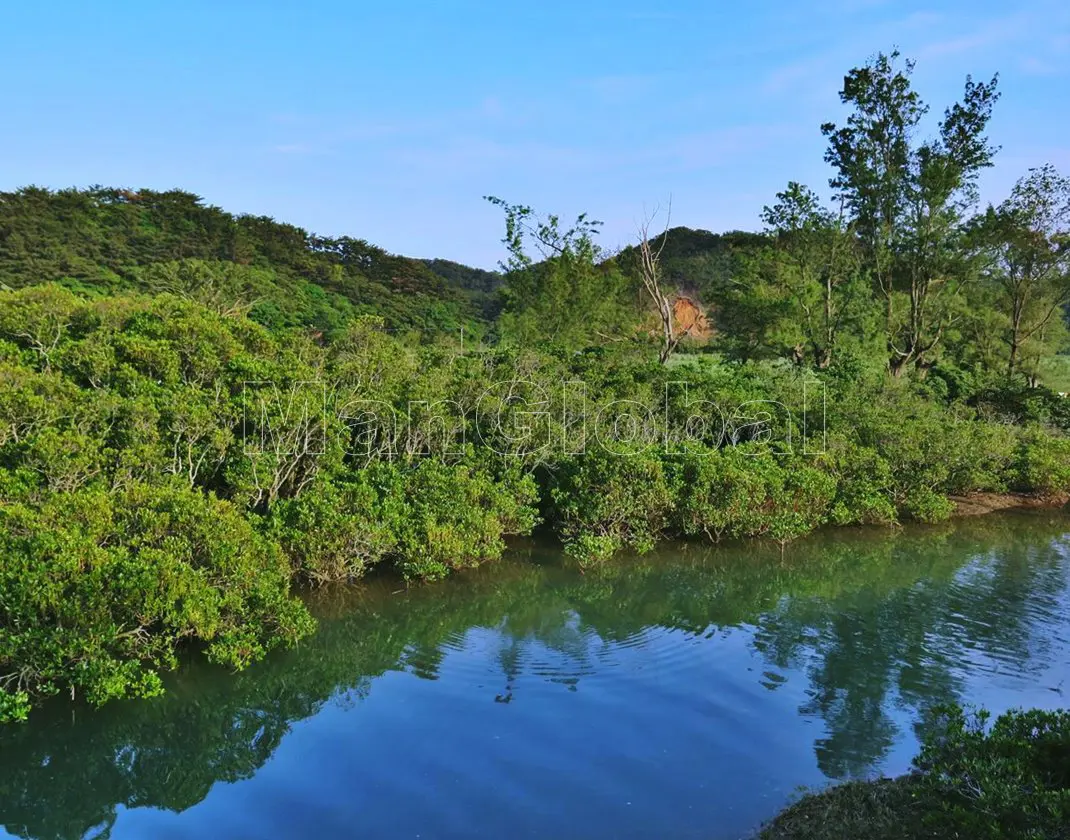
[664,350,725,370]
[1039,355,1070,393]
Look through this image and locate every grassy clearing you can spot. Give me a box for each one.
[1039,355,1070,393]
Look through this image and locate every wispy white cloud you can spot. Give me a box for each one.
[997,146,1070,170]
[381,121,800,181]
[637,124,803,170]
[479,96,505,119]
[759,8,1045,98]
[622,10,686,21]
[763,53,839,96]
[261,92,548,159]
[838,0,891,11]
[1018,27,1070,75]
[915,1,1070,65]
[1020,56,1061,75]
[267,113,304,126]
[387,136,598,175]
[915,14,1030,60]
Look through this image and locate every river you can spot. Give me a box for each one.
[1,510,1068,840]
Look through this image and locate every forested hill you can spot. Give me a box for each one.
[0,186,779,348]
[0,186,498,336]
[615,226,766,300]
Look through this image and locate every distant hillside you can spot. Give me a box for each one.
[421,258,502,293]
[0,189,779,345]
[0,186,493,337]
[421,258,504,320]
[614,225,767,311]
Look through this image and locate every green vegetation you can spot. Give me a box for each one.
[1,48,1069,721]
[0,482,314,723]
[0,186,487,336]
[761,705,1070,839]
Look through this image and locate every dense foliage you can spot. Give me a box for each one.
[0,186,487,336]
[1,47,1069,721]
[0,482,313,723]
[762,705,1070,839]
[0,282,1066,718]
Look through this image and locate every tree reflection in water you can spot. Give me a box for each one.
[1,511,1067,840]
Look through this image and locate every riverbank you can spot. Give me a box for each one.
[950,490,1069,517]
[758,776,925,839]
[4,282,1070,722]
[759,704,1070,840]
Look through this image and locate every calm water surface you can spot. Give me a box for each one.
[2,511,1069,840]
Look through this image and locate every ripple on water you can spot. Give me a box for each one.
[4,513,1070,840]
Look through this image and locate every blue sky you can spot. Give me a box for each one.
[1,0,1067,268]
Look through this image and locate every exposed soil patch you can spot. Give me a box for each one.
[949,491,1069,517]
[671,295,712,340]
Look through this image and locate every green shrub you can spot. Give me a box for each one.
[837,386,1010,520]
[272,461,539,584]
[673,446,771,541]
[972,381,1070,432]
[550,447,675,564]
[915,705,1070,839]
[674,445,834,544]
[1015,431,1070,495]
[392,460,540,581]
[824,438,898,525]
[0,688,30,724]
[901,486,956,523]
[760,459,837,544]
[943,420,1019,495]
[760,777,922,840]
[0,482,314,713]
[269,474,401,583]
[762,704,1070,840]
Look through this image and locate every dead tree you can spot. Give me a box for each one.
[638,200,681,364]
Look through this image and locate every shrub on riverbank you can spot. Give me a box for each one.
[550,447,676,563]
[542,416,1067,563]
[0,481,315,722]
[2,284,1069,719]
[760,705,1070,840]
[1015,431,1070,496]
[388,459,540,581]
[270,460,540,582]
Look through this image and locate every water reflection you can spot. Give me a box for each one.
[1,511,1068,840]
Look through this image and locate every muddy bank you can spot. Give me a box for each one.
[950,491,1069,517]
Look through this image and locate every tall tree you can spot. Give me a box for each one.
[760,182,870,369]
[822,51,1000,376]
[484,196,630,349]
[971,164,1070,379]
